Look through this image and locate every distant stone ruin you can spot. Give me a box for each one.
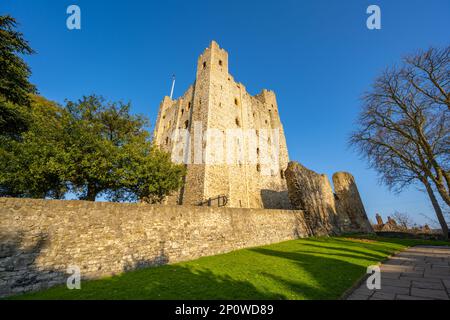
[375,213,383,226]
[373,214,433,235]
[285,161,374,235]
[374,215,400,231]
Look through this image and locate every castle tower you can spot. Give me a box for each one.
[154,41,291,209]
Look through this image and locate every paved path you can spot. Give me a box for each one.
[346,246,450,300]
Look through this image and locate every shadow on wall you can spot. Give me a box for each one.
[10,238,390,300]
[11,258,288,300]
[303,202,341,236]
[0,232,172,298]
[123,246,170,272]
[260,189,291,209]
[0,232,67,298]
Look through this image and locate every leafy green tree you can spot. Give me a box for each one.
[63,95,145,200]
[0,96,70,198]
[1,94,185,203]
[0,15,37,138]
[0,16,184,203]
[64,95,185,202]
[119,146,186,204]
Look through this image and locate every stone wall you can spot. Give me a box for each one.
[0,197,310,298]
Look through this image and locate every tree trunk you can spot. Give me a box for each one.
[423,179,449,240]
[84,183,97,201]
[434,180,450,207]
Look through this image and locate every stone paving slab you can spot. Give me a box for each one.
[345,246,450,300]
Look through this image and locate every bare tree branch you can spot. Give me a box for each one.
[350,45,450,239]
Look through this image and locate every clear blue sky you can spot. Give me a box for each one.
[2,0,449,225]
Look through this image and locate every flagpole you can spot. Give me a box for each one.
[170,74,176,99]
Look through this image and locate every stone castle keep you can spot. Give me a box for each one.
[154,41,290,209]
[152,41,373,234]
[0,42,374,297]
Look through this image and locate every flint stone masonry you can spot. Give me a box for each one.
[0,197,310,298]
[285,161,373,234]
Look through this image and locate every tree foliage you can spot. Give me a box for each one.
[0,15,185,204]
[0,96,69,198]
[0,95,186,203]
[122,146,186,204]
[0,15,36,139]
[350,45,449,238]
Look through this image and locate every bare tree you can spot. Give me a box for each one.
[419,212,440,230]
[350,46,449,239]
[391,211,415,230]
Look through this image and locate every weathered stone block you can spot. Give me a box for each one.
[285,161,339,235]
[333,172,374,234]
[285,162,373,235]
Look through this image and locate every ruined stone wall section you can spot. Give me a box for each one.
[0,198,310,297]
[285,161,373,234]
[285,162,340,235]
[333,172,374,234]
[153,41,290,209]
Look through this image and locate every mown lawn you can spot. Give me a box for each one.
[11,236,449,300]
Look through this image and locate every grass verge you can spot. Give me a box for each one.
[11,236,449,300]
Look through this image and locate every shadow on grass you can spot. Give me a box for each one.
[0,232,70,298]
[14,261,288,300]
[248,247,372,299]
[7,235,444,300]
[296,241,394,260]
[3,233,286,300]
[8,238,370,300]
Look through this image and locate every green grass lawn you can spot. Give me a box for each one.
[11,236,449,300]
